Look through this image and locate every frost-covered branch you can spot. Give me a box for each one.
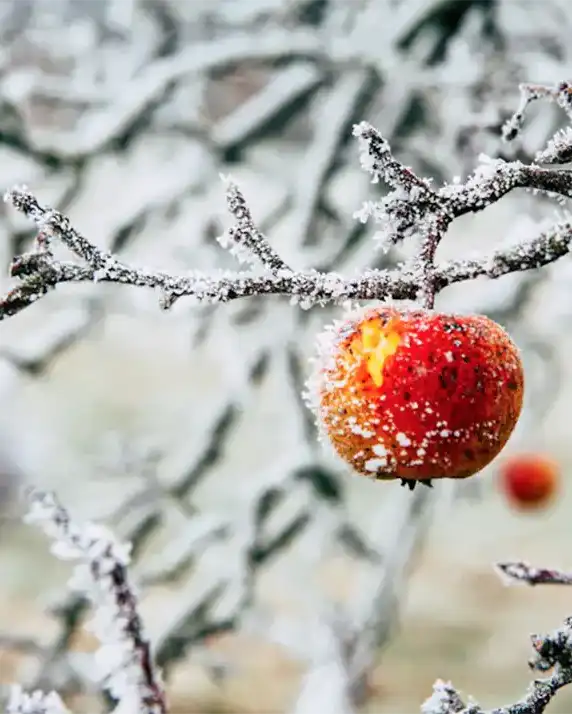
[6,686,70,714]
[503,80,572,143]
[348,487,434,704]
[0,301,101,376]
[502,79,572,167]
[424,662,569,714]
[4,72,572,319]
[24,454,361,692]
[497,561,572,586]
[217,176,292,274]
[17,489,167,714]
[421,559,572,714]
[3,175,572,320]
[422,631,572,714]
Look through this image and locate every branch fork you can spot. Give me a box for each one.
[3,78,572,320]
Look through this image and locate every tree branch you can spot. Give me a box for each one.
[2,183,571,321]
[22,489,167,714]
[422,559,572,714]
[5,78,572,321]
[497,562,572,587]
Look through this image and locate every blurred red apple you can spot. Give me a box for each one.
[498,453,559,510]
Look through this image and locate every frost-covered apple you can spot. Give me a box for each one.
[498,453,559,510]
[307,306,524,490]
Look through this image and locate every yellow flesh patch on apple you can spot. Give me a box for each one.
[351,319,401,387]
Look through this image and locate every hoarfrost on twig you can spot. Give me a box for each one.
[6,686,70,714]
[4,87,572,320]
[22,489,167,714]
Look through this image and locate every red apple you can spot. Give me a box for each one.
[307,306,524,490]
[498,453,559,510]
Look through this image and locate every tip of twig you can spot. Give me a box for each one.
[4,185,27,205]
[219,172,234,187]
[495,561,515,582]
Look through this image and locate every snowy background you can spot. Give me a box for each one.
[2,0,572,712]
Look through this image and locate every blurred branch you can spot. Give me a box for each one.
[212,63,324,155]
[153,476,313,674]
[6,686,70,714]
[497,561,572,586]
[347,487,434,704]
[289,486,435,713]
[503,80,572,144]
[29,461,328,688]
[12,29,326,163]
[0,300,102,376]
[422,618,572,714]
[290,67,377,247]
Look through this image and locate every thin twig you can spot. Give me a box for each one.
[23,489,167,714]
[497,562,572,587]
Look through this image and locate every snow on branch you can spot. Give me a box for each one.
[6,686,70,714]
[217,176,292,274]
[497,561,572,587]
[422,626,572,714]
[421,559,572,714]
[7,489,167,714]
[3,75,572,319]
[280,486,434,714]
[503,80,572,143]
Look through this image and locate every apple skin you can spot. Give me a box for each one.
[307,306,524,489]
[498,453,559,510]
